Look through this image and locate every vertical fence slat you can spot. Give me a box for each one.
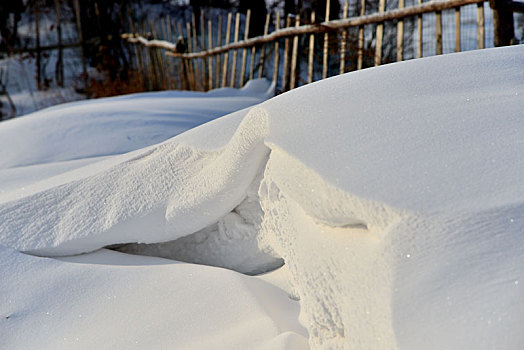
[208,19,213,90]
[128,10,144,90]
[282,15,292,91]
[230,13,240,87]
[176,21,188,90]
[186,21,196,91]
[397,0,404,61]
[340,2,349,74]
[160,17,171,89]
[170,17,181,90]
[272,11,280,87]
[241,9,251,87]
[417,0,423,58]
[455,7,461,52]
[357,0,366,70]
[54,0,64,87]
[436,11,443,55]
[477,2,485,49]
[308,12,316,83]
[34,1,41,90]
[290,14,300,90]
[192,14,201,90]
[322,0,331,79]
[216,15,222,89]
[200,11,207,90]
[222,13,232,87]
[151,19,166,89]
[73,0,87,90]
[375,0,386,66]
[249,43,256,81]
[257,14,271,79]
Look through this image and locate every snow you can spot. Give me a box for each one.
[0,246,307,349]
[1,45,523,349]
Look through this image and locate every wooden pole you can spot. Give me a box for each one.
[222,13,232,87]
[54,0,64,87]
[231,13,240,87]
[322,0,331,79]
[308,12,315,83]
[241,10,251,87]
[216,15,222,88]
[436,11,443,54]
[158,19,169,88]
[357,0,366,70]
[375,0,386,66]
[187,21,196,90]
[150,19,165,89]
[282,15,292,91]
[272,11,281,87]
[34,0,41,90]
[290,14,300,90]
[257,14,271,79]
[490,0,516,46]
[178,21,189,90]
[192,14,201,90]
[417,0,423,58]
[455,7,461,52]
[208,19,213,90]
[477,2,485,49]
[340,1,349,74]
[163,16,174,90]
[249,41,256,81]
[73,0,87,90]
[200,11,207,90]
[397,0,405,61]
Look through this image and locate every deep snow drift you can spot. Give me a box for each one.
[1,46,523,349]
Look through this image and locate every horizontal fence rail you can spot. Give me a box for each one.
[122,0,522,93]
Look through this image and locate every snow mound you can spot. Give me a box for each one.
[1,46,523,348]
[0,78,273,169]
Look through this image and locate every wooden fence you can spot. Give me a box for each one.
[123,0,523,93]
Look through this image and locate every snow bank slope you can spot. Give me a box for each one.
[0,79,272,169]
[0,246,307,349]
[1,46,523,349]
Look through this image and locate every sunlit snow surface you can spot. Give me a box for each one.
[1,46,524,349]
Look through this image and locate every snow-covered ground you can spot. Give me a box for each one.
[1,45,523,349]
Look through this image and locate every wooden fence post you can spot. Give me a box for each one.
[308,12,315,83]
[290,14,300,90]
[241,10,251,87]
[34,0,42,90]
[455,7,461,52]
[375,0,386,66]
[477,2,485,49]
[186,21,196,90]
[489,0,516,46]
[208,19,213,89]
[222,13,232,87]
[282,15,292,91]
[216,15,222,88]
[230,13,240,87]
[272,11,280,87]
[357,0,366,70]
[54,0,64,87]
[397,0,404,61]
[417,0,423,58]
[73,0,87,90]
[436,11,443,54]
[340,1,349,74]
[322,0,331,79]
[257,14,271,79]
